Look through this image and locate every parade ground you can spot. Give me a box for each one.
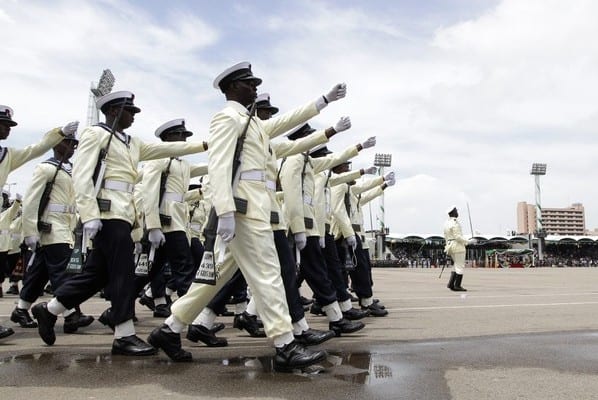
[1,267,598,400]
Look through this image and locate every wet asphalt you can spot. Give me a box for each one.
[1,267,598,399]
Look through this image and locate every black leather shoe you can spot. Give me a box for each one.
[63,310,95,333]
[362,303,388,317]
[233,312,266,337]
[11,308,38,328]
[186,324,228,347]
[309,302,325,316]
[373,299,385,309]
[299,296,314,306]
[342,307,370,320]
[31,302,57,345]
[210,322,225,334]
[293,328,335,346]
[153,303,171,318]
[329,318,365,337]
[147,324,191,361]
[6,285,19,295]
[274,341,327,372]
[112,334,158,356]
[139,293,156,311]
[0,325,15,339]
[98,308,114,331]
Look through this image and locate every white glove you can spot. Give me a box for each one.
[325,83,347,103]
[83,219,103,240]
[148,228,166,248]
[15,193,23,202]
[468,238,478,245]
[134,242,143,255]
[294,232,307,251]
[217,212,236,243]
[319,237,326,248]
[361,136,376,149]
[384,171,395,182]
[346,235,357,249]
[333,116,351,133]
[24,235,39,249]
[61,121,79,136]
[386,177,396,186]
[364,166,377,175]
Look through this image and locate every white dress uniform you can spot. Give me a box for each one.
[170,99,321,338]
[38,92,209,353]
[444,216,468,274]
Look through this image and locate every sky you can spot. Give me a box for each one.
[2,0,598,236]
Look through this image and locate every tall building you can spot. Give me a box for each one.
[517,202,586,235]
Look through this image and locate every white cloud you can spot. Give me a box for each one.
[2,0,598,236]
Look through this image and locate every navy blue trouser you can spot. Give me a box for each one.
[55,219,136,325]
[20,243,71,303]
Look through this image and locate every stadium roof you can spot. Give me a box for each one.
[386,233,598,243]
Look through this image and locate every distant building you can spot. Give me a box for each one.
[517,202,586,235]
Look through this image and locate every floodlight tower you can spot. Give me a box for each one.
[374,153,392,259]
[530,163,547,261]
[86,69,115,126]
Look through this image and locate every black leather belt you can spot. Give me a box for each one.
[352,224,362,232]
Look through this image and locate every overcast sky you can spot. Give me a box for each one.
[2,0,597,236]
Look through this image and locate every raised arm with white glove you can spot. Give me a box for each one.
[316,83,347,111]
[363,166,377,175]
[360,136,376,149]
[333,116,351,133]
[384,171,395,182]
[217,212,235,243]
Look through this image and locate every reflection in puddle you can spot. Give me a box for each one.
[0,350,409,386]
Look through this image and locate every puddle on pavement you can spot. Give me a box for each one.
[0,350,413,386]
[0,353,415,385]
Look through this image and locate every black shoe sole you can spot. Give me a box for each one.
[147,333,192,362]
[331,322,365,337]
[31,305,56,345]
[186,332,228,347]
[0,329,15,339]
[273,352,327,373]
[10,316,38,328]
[111,347,158,356]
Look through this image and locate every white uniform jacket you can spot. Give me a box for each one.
[444,217,468,255]
[281,144,359,236]
[269,130,329,231]
[0,200,21,252]
[208,100,319,222]
[73,124,207,226]
[143,158,207,233]
[0,127,65,189]
[22,159,77,246]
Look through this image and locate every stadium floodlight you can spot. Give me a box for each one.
[530,162,548,261]
[374,153,392,167]
[530,163,547,176]
[90,69,115,98]
[373,153,392,260]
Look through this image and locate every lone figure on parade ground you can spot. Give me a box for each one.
[443,206,476,292]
